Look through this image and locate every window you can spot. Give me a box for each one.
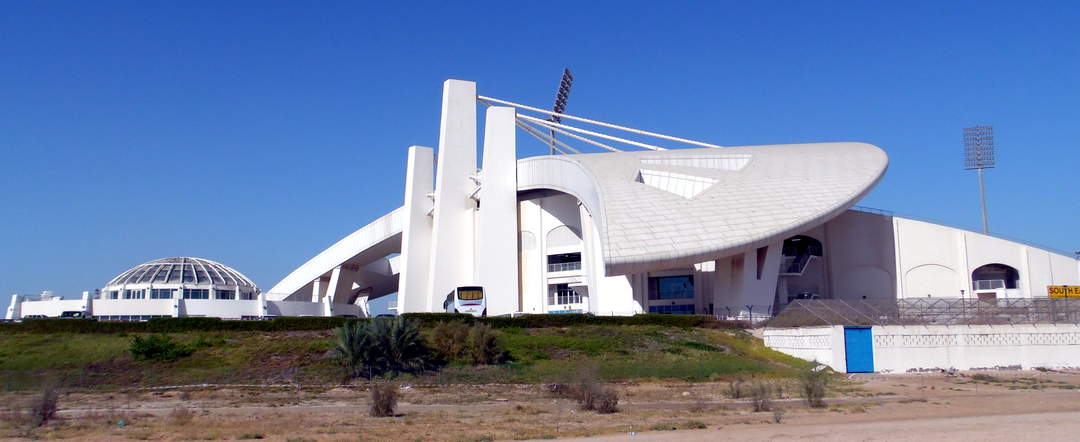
[216,290,236,300]
[457,287,483,300]
[648,275,694,300]
[548,283,582,305]
[971,263,1020,290]
[649,304,695,315]
[240,292,256,300]
[182,289,210,299]
[150,288,175,299]
[547,252,582,272]
[109,291,119,299]
[123,289,145,299]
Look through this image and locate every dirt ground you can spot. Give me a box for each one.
[4,370,1080,441]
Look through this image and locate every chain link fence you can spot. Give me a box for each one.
[766,297,1080,327]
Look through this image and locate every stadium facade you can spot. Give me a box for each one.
[7,79,1078,320]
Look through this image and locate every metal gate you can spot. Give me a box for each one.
[843,327,874,373]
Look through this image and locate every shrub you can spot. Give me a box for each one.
[428,321,507,365]
[594,388,619,414]
[429,321,470,362]
[749,381,772,412]
[369,383,398,417]
[169,406,193,425]
[129,334,193,362]
[466,323,507,365]
[335,318,430,379]
[28,383,59,428]
[726,376,745,399]
[574,365,602,411]
[799,365,830,408]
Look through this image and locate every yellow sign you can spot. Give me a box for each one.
[1048,285,1080,298]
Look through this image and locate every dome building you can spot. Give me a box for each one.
[6,256,366,321]
[100,257,259,301]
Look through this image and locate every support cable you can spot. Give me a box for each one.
[514,120,572,155]
[517,117,620,152]
[478,95,723,149]
[518,114,666,151]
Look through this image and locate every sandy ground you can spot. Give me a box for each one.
[4,370,1080,440]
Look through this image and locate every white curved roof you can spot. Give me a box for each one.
[104,257,258,290]
[520,142,888,275]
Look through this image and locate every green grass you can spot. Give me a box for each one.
[0,325,807,390]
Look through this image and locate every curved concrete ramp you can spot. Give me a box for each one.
[265,207,404,303]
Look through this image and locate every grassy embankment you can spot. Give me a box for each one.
[0,325,809,391]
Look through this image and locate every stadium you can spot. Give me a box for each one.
[8,79,1078,329]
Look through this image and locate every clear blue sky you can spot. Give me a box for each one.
[1,1,1077,311]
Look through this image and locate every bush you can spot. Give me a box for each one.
[428,321,507,365]
[169,406,194,425]
[466,323,507,365]
[335,318,430,379]
[28,383,59,428]
[594,388,619,414]
[726,376,745,399]
[369,383,398,417]
[749,381,772,412]
[428,321,470,362]
[799,365,830,408]
[129,334,193,362]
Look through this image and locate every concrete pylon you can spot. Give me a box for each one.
[478,106,520,316]
[397,146,435,313]
[424,80,478,311]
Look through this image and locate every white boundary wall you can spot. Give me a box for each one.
[765,324,1080,373]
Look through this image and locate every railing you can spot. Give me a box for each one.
[547,261,582,272]
[548,288,582,305]
[714,304,776,322]
[768,298,1080,327]
[974,279,1006,290]
[779,254,812,275]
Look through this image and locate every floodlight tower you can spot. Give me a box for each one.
[546,68,574,155]
[963,125,995,234]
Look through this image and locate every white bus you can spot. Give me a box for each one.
[444,286,485,317]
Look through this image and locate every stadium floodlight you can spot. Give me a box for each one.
[546,68,574,154]
[963,125,995,234]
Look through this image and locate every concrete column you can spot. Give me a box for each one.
[311,277,327,303]
[5,294,21,320]
[580,204,600,314]
[398,146,435,313]
[322,295,333,317]
[325,266,343,304]
[478,106,519,316]
[257,292,268,318]
[425,79,478,311]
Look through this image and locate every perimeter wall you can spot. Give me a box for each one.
[764,324,1080,373]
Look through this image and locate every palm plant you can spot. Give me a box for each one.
[334,317,430,380]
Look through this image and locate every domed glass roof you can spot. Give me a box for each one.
[104,257,258,289]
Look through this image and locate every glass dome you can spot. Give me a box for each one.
[102,256,260,291]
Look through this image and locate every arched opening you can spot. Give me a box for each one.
[780,235,823,274]
[971,263,1020,290]
[776,235,827,305]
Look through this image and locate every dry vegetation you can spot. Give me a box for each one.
[1,371,1079,440]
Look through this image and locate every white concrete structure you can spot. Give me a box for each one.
[12,78,1075,322]
[765,324,1080,373]
[262,79,1078,319]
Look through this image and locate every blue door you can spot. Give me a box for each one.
[844,327,874,373]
